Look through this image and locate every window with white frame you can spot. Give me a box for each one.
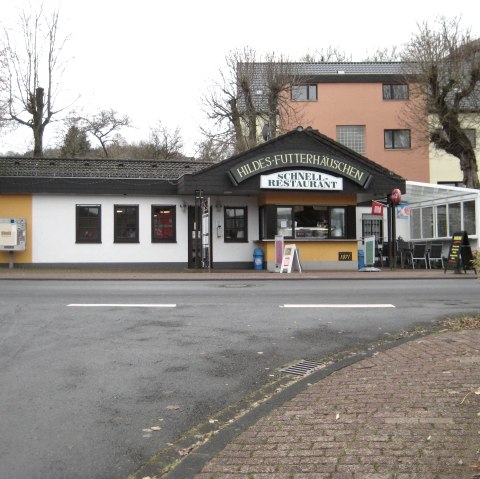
[421,207,434,238]
[336,125,365,153]
[464,201,476,235]
[448,203,461,235]
[437,205,447,237]
[410,200,476,239]
[362,214,384,243]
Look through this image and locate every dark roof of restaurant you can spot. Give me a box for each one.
[0,157,213,180]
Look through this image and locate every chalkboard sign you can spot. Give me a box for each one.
[444,231,476,273]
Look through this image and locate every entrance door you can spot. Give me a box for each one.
[187,203,212,269]
[188,206,201,268]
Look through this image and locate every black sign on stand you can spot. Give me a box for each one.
[444,231,476,274]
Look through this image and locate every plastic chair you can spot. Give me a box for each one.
[411,243,428,269]
[428,244,444,269]
[376,242,389,267]
[397,239,412,268]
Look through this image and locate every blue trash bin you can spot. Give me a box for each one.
[358,249,365,270]
[253,248,264,270]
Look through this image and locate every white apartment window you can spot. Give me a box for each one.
[336,125,365,153]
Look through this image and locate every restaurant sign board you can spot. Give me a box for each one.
[260,170,343,191]
[228,151,371,187]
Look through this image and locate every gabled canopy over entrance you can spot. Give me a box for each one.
[178,127,405,199]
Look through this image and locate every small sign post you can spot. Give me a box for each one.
[280,244,302,273]
[274,235,284,272]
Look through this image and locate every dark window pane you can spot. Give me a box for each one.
[224,207,247,242]
[114,205,139,243]
[383,84,409,100]
[384,130,393,149]
[464,200,476,235]
[276,207,293,237]
[291,85,307,101]
[291,84,316,101]
[152,206,176,242]
[385,129,411,149]
[76,205,101,243]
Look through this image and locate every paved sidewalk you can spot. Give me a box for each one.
[0,267,477,281]
[180,329,480,479]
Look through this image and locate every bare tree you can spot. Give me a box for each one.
[201,47,303,155]
[1,6,70,157]
[194,137,232,163]
[146,121,184,160]
[82,109,131,158]
[401,17,480,189]
[300,47,352,63]
[364,46,401,62]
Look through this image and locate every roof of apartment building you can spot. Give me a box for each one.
[284,61,412,80]
[242,59,480,111]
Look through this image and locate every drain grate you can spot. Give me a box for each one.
[281,359,326,377]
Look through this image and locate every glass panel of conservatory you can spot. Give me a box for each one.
[448,203,461,235]
[421,207,434,238]
[436,205,447,237]
[411,208,421,239]
[463,200,476,235]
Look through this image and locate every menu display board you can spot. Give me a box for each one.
[444,231,475,273]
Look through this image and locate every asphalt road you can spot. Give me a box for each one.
[0,278,478,479]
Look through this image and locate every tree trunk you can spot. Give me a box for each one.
[33,87,45,158]
[459,150,480,189]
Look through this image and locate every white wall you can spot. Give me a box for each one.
[31,194,260,265]
[210,196,259,264]
[32,195,190,264]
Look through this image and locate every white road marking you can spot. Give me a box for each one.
[281,304,395,308]
[67,304,176,308]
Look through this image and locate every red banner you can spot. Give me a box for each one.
[371,201,384,216]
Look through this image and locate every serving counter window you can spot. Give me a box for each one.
[260,205,355,240]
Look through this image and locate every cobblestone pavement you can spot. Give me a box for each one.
[192,329,480,479]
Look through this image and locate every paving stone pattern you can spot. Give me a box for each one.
[194,330,480,479]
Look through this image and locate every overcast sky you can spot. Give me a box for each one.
[1,0,478,156]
